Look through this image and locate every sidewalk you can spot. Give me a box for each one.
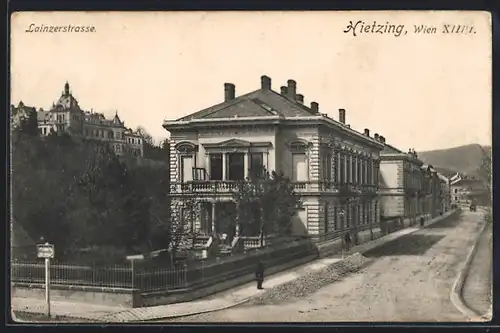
[461,220,492,319]
[12,210,458,323]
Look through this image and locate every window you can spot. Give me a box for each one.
[210,154,223,180]
[292,153,307,181]
[454,188,458,193]
[180,156,194,182]
[339,153,346,184]
[324,203,329,234]
[108,131,114,139]
[249,152,264,178]
[227,153,245,181]
[347,155,352,184]
[322,153,332,180]
[333,152,339,183]
[357,158,361,184]
[368,160,373,185]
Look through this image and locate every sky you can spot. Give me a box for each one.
[11,11,491,151]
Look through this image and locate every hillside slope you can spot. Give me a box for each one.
[418,144,489,176]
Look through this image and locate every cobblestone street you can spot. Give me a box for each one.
[164,210,485,322]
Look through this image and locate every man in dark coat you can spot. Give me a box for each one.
[344,232,352,251]
[255,261,264,289]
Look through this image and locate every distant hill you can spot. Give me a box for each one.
[418,144,489,177]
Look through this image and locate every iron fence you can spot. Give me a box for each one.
[11,261,134,289]
[11,241,316,293]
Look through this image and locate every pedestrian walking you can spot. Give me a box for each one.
[255,261,265,290]
[420,216,425,227]
[344,232,352,251]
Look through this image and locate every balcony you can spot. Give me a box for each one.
[170,181,241,194]
[171,180,377,196]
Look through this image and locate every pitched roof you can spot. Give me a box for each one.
[177,89,316,121]
[381,144,403,154]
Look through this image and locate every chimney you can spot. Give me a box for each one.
[364,128,370,136]
[287,79,296,99]
[296,94,304,104]
[310,102,319,113]
[339,109,346,124]
[280,86,288,96]
[261,75,271,90]
[374,133,379,141]
[224,83,235,101]
[380,136,386,143]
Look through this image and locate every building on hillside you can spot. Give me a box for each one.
[12,82,144,157]
[163,75,385,250]
[10,102,37,130]
[378,142,427,224]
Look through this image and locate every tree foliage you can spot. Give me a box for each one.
[234,167,301,246]
[11,132,172,263]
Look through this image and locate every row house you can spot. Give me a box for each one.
[421,164,446,218]
[378,143,427,223]
[163,75,385,248]
[437,172,452,212]
[31,82,144,156]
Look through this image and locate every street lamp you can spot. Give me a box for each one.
[338,209,346,258]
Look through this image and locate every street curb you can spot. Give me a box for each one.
[135,297,253,322]
[449,216,491,322]
[12,310,95,323]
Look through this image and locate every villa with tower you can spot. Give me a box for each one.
[12,82,144,157]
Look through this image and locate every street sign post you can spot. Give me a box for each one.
[37,243,54,318]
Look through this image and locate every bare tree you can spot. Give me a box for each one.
[135,126,154,146]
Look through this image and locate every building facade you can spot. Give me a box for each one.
[421,164,444,217]
[378,144,426,223]
[437,172,451,212]
[164,75,384,247]
[12,82,144,157]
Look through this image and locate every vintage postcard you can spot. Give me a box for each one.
[10,11,492,323]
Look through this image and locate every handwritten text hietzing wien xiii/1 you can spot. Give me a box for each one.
[343,21,478,37]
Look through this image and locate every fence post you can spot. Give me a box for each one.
[184,264,188,288]
[131,260,135,290]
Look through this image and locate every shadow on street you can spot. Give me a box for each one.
[363,234,446,258]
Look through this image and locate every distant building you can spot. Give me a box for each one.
[12,82,144,157]
[437,172,451,212]
[450,177,487,206]
[10,102,36,131]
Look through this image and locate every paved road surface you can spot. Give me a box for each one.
[164,211,484,322]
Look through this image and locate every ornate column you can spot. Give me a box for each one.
[222,153,227,181]
[244,153,249,179]
[205,153,210,180]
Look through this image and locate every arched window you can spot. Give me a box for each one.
[175,142,198,182]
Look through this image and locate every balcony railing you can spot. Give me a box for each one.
[171,181,377,195]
